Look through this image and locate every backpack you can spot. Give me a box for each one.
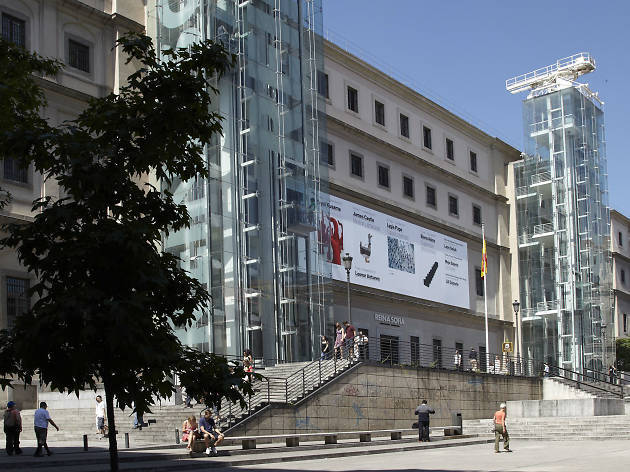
[4,409,17,427]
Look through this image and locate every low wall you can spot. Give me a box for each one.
[507,398,625,417]
[229,362,542,436]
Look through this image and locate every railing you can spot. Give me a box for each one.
[547,364,624,398]
[531,171,552,185]
[533,222,554,236]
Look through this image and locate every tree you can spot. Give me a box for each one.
[0,35,251,471]
[617,338,630,371]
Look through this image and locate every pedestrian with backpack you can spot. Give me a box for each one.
[4,401,22,456]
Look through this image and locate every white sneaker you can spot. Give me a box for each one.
[205,447,210,456]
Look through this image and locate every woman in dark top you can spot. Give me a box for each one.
[320,335,330,360]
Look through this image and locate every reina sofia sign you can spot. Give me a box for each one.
[375,313,405,326]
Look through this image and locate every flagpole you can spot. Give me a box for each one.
[483,223,489,373]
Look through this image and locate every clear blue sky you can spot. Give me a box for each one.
[323,0,630,216]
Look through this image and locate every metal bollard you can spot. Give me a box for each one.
[83,434,88,451]
[124,432,130,448]
[175,428,180,444]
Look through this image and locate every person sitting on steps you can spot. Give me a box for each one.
[199,409,224,456]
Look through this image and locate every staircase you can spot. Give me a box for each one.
[9,357,358,445]
[546,375,624,399]
[464,415,630,440]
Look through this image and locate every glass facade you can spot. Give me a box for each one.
[150,0,330,364]
[515,85,613,372]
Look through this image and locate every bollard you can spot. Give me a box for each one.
[83,434,88,451]
[124,432,130,448]
[175,428,180,444]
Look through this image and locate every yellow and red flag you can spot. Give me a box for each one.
[481,234,488,278]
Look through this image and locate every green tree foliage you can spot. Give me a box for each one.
[616,338,630,371]
[0,35,251,471]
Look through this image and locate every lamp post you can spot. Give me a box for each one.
[512,300,520,373]
[601,322,607,374]
[342,253,353,323]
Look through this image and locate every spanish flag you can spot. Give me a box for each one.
[481,234,488,278]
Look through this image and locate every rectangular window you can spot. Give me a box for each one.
[624,313,628,333]
[432,338,442,368]
[320,141,333,166]
[347,86,358,113]
[317,71,329,98]
[470,151,478,172]
[350,152,363,178]
[399,113,409,138]
[446,138,454,160]
[68,39,90,72]
[448,194,459,216]
[403,176,414,199]
[3,157,28,183]
[622,269,626,284]
[374,100,385,126]
[6,277,29,328]
[423,126,432,149]
[619,231,623,246]
[380,334,399,365]
[475,267,484,296]
[377,165,389,188]
[411,336,420,366]
[426,185,436,208]
[1,13,25,48]
[473,204,482,226]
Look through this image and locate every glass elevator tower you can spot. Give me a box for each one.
[507,53,613,373]
[149,0,330,364]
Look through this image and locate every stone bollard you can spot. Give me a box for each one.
[125,432,130,448]
[83,434,88,451]
[175,429,180,444]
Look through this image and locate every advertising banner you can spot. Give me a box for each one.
[320,195,470,309]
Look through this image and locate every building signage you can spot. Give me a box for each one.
[375,313,405,326]
[321,195,470,309]
[502,342,513,353]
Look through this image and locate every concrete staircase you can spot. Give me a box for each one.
[7,358,356,446]
[463,415,630,440]
[546,376,623,399]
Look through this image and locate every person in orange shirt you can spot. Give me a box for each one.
[493,403,511,453]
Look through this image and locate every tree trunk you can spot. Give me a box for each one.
[103,376,119,472]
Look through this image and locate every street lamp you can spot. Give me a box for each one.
[342,253,353,323]
[512,300,520,373]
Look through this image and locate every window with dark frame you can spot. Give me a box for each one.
[411,336,420,366]
[448,194,458,216]
[426,185,436,208]
[403,176,414,199]
[3,157,28,183]
[317,71,329,98]
[377,165,389,188]
[475,267,484,296]
[374,100,385,126]
[347,85,358,113]
[470,150,478,172]
[320,141,333,166]
[68,39,90,73]
[446,138,454,160]
[399,113,409,138]
[622,269,626,284]
[624,313,628,333]
[473,204,482,226]
[380,334,399,365]
[1,13,25,48]
[6,276,29,328]
[432,338,442,368]
[423,126,432,149]
[350,152,363,178]
[619,231,623,246]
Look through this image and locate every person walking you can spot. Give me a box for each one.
[543,362,550,377]
[333,322,344,359]
[320,335,330,360]
[3,401,22,456]
[243,349,254,382]
[95,395,106,438]
[609,365,617,384]
[453,350,462,371]
[469,347,478,372]
[33,402,59,457]
[414,399,435,442]
[493,402,511,453]
[344,321,356,360]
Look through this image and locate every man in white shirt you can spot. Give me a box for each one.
[33,402,59,457]
[95,395,106,438]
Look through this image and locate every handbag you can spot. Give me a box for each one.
[412,421,419,429]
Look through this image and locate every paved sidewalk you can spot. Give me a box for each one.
[246,439,630,472]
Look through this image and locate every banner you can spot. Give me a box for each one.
[319,196,470,309]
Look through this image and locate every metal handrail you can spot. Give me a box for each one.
[545,364,624,398]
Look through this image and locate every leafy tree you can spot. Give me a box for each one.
[0,35,251,471]
[617,338,630,371]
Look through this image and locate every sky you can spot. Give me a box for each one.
[322,0,630,216]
